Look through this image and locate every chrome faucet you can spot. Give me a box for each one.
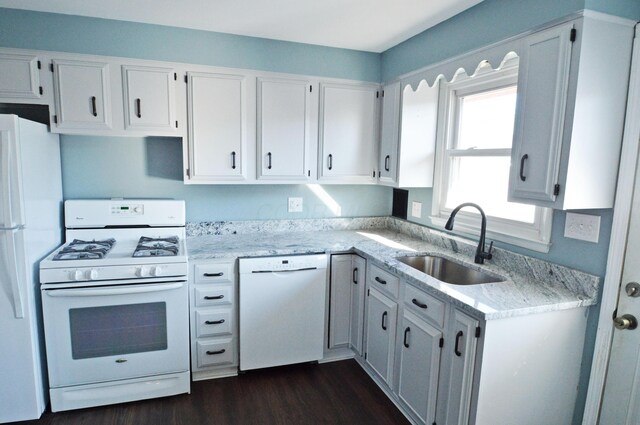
[444,203,493,264]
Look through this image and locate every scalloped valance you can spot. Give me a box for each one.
[400,38,523,91]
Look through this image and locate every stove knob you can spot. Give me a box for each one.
[152,266,164,277]
[87,269,99,280]
[134,207,142,213]
[136,266,149,277]
[70,270,83,281]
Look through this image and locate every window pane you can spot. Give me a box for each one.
[445,156,535,223]
[457,85,517,149]
[69,302,167,359]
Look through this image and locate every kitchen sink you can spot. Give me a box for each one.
[396,255,505,285]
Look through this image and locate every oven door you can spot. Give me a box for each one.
[42,280,189,388]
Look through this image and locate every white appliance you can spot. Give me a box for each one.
[39,199,190,412]
[0,115,62,423]
[239,254,327,371]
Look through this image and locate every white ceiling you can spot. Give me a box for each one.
[0,0,483,52]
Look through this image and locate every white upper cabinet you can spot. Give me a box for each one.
[509,15,635,209]
[51,59,111,131]
[122,65,177,133]
[186,72,249,182]
[378,81,401,185]
[257,77,315,181]
[0,52,43,101]
[318,82,379,183]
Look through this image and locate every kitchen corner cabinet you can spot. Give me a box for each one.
[186,72,250,182]
[189,259,238,381]
[509,15,635,209]
[122,65,177,133]
[0,52,45,102]
[318,82,379,183]
[51,59,112,131]
[257,77,316,181]
[378,81,437,188]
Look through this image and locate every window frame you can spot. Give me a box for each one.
[430,58,553,253]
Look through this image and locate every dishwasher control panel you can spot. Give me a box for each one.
[239,254,327,273]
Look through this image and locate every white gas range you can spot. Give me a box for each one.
[39,199,190,412]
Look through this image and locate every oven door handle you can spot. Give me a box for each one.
[45,282,185,297]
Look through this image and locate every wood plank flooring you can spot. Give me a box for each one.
[20,360,409,425]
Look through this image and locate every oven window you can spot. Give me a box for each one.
[69,302,167,359]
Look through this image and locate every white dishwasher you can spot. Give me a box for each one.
[239,254,327,371]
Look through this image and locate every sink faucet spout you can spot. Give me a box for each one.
[444,202,493,264]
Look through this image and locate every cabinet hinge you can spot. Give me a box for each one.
[475,326,481,338]
[39,86,43,95]
[554,184,561,196]
[37,60,41,69]
[439,337,444,348]
[186,168,190,178]
[49,63,54,72]
[382,90,385,97]
[372,170,375,178]
[570,28,577,43]
[364,352,367,360]
[184,75,188,83]
[175,120,178,128]
[52,115,57,124]
[174,72,177,80]
[377,171,380,178]
[376,91,379,98]
[307,170,311,177]
[310,85,313,93]
[367,289,370,296]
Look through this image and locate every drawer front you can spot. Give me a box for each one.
[194,262,234,284]
[196,309,233,337]
[404,284,445,328]
[368,264,399,298]
[196,338,235,368]
[194,286,233,307]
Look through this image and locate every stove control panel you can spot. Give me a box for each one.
[111,203,144,216]
[42,263,188,285]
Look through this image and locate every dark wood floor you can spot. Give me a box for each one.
[19,360,409,425]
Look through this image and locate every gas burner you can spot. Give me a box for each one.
[133,236,179,257]
[52,238,116,261]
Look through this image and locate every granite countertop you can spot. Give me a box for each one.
[186,218,599,321]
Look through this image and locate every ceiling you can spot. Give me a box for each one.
[0,0,483,53]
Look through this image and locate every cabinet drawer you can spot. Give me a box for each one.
[194,262,234,284]
[194,286,233,307]
[404,284,445,328]
[196,338,235,368]
[368,264,399,298]
[195,309,233,338]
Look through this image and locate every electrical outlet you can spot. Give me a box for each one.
[411,201,422,218]
[564,212,600,243]
[288,197,303,213]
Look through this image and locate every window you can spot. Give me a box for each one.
[431,58,552,252]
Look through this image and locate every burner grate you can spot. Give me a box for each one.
[52,239,116,261]
[133,236,179,257]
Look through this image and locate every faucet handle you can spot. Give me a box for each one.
[485,241,493,260]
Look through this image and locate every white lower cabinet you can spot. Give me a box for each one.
[364,286,397,387]
[189,259,238,380]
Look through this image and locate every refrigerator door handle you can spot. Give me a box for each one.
[2,230,25,318]
[0,130,14,229]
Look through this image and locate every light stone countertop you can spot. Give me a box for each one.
[187,218,599,321]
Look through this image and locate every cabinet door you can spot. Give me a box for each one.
[319,83,378,183]
[365,287,397,386]
[0,52,41,100]
[52,59,111,130]
[187,72,247,181]
[350,255,366,355]
[379,81,400,185]
[438,310,479,425]
[398,311,443,425]
[122,65,176,132]
[257,78,313,180]
[509,23,574,204]
[329,254,353,349]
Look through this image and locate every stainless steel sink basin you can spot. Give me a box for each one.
[396,255,504,285]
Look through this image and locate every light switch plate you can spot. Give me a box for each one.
[288,197,303,213]
[564,212,600,243]
[411,201,422,218]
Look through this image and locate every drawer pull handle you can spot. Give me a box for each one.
[403,327,410,348]
[412,298,428,309]
[205,319,225,325]
[384,155,390,172]
[204,272,224,277]
[267,152,272,170]
[381,311,388,330]
[206,349,226,355]
[328,154,333,170]
[231,151,237,170]
[135,98,142,118]
[204,295,224,300]
[454,330,464,357]
[519,154,528,181]
[352,267,358,284]
[375,276,387,285]
[91,96,98,117]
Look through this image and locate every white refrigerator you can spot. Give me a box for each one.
[0,114,62,422]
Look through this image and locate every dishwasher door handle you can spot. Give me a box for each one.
[251,267,318,273]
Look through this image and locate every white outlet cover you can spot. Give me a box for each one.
[288,197,303,213]
[411,201,422,218]
[564,212,600,243]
